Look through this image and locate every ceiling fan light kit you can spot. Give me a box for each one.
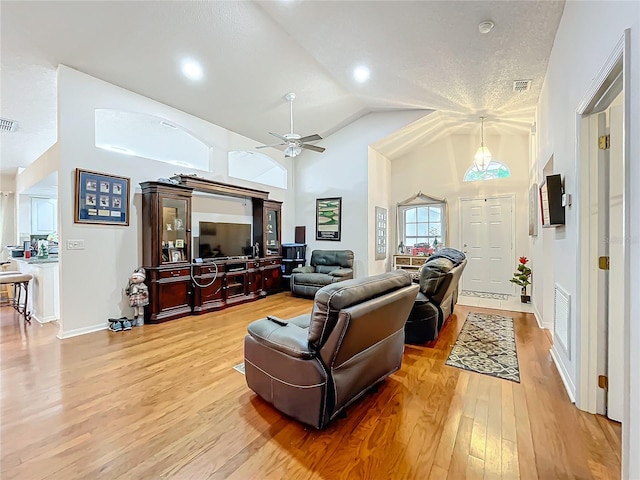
[256,92,326,158]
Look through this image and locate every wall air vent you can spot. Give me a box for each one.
[513,80,532,92]
[0,118,19,132]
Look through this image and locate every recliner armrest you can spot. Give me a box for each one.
[247,318,315,359]
[328,268,353,278]
[292,265,315,274]
[413,291,431,304]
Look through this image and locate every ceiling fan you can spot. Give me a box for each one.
[256,92,326,158]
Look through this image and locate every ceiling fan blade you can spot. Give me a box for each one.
[298,134,322,143]
[256,142,286,149]
[301,144,326,153]
[268,132,288,141]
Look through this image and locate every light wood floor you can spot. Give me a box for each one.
[0,294,620,479]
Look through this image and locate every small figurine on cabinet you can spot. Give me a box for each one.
[126,267,149,327]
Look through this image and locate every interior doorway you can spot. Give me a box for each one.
[576,31,629,432]
[460,195,514,295]
[586,93,624,421]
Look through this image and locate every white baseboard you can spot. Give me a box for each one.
[57,322,107,339]
[550,345,576,403]
[531,300,554,333]
[33,313,58,324]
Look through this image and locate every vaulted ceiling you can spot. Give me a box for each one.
[0,1,564,173]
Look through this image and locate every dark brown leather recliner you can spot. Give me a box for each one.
[404,249,467,344]
[244,270,419,429]
[290,250,354,298]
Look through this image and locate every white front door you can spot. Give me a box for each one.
[461,196,514,295]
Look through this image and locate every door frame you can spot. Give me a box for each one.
[458,193,516,295]
[575,28,630,471]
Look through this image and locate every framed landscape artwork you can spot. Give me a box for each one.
[75,169,130,225]
[316,197,342,241]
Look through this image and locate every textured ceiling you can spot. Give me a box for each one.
[0,0,564,173]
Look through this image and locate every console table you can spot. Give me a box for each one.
[392,254,429,277]
[140,178,283,323]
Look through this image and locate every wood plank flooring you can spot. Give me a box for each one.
[0,293,620,479]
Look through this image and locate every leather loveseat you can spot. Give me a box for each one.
[404,248,467,344]
[244,270,419,429]
[290,249,354,298]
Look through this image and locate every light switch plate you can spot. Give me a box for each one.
[67,239,85,250]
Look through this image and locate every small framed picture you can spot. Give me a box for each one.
[100,181,110,193]
[175,239,184,248]
[169,248,183,263]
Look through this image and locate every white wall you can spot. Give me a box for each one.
[390,133,531,296]
[534,2,640,477]
[367,147,392,275]
[294,110,428,277]
[53,65,294,338]
[0,174,16,258]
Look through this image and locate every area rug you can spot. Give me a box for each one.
[233,363,245,375]
[460,290,509,301]
[445,312,520,382]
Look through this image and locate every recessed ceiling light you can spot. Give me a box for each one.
[353,65,370,83]
[181,59,204,81]
[478,20,495,34]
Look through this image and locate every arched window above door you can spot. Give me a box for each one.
[463,160,511,182]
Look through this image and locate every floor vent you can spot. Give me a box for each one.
[513,80,532,92]
[554,284,571,359]
[0,118,19,132]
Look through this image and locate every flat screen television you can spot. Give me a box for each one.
[198,221,252,259]
[540,174,565,227]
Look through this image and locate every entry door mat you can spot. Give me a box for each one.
[460,290,509,301]
[445,312,520,383]
[233,363,245,375]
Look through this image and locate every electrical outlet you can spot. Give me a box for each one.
[67,239,85,250]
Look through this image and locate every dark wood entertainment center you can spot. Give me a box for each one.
[140,176,282,323]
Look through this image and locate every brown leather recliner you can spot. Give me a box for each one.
[404,249,467,344]
[244,270,419,429]
[290,250,354,298]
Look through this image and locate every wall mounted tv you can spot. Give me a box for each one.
[198,222,252,258]
[540,174,565,227]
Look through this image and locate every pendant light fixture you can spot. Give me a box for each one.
[473,116,492,172]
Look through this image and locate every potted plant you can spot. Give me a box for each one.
[510,256,532,303]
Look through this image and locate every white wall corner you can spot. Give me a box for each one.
[550,345,577,403]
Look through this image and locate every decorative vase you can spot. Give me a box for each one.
[520,287,530,304]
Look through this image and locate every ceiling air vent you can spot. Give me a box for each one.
[0,118,19,132]
[513,80,532,92]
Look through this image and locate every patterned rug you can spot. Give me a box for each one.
[460,290,509,301]
[233,363,245,375]
[445,312,520,382]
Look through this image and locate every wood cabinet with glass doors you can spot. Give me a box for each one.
[141,179,283,322]
[140,181,194,323]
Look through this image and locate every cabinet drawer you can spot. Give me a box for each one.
[198,265,223,275]
[159,268,190,279]
[412,257,427,266]
[261,258,281,267]
[395,257,411,266]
